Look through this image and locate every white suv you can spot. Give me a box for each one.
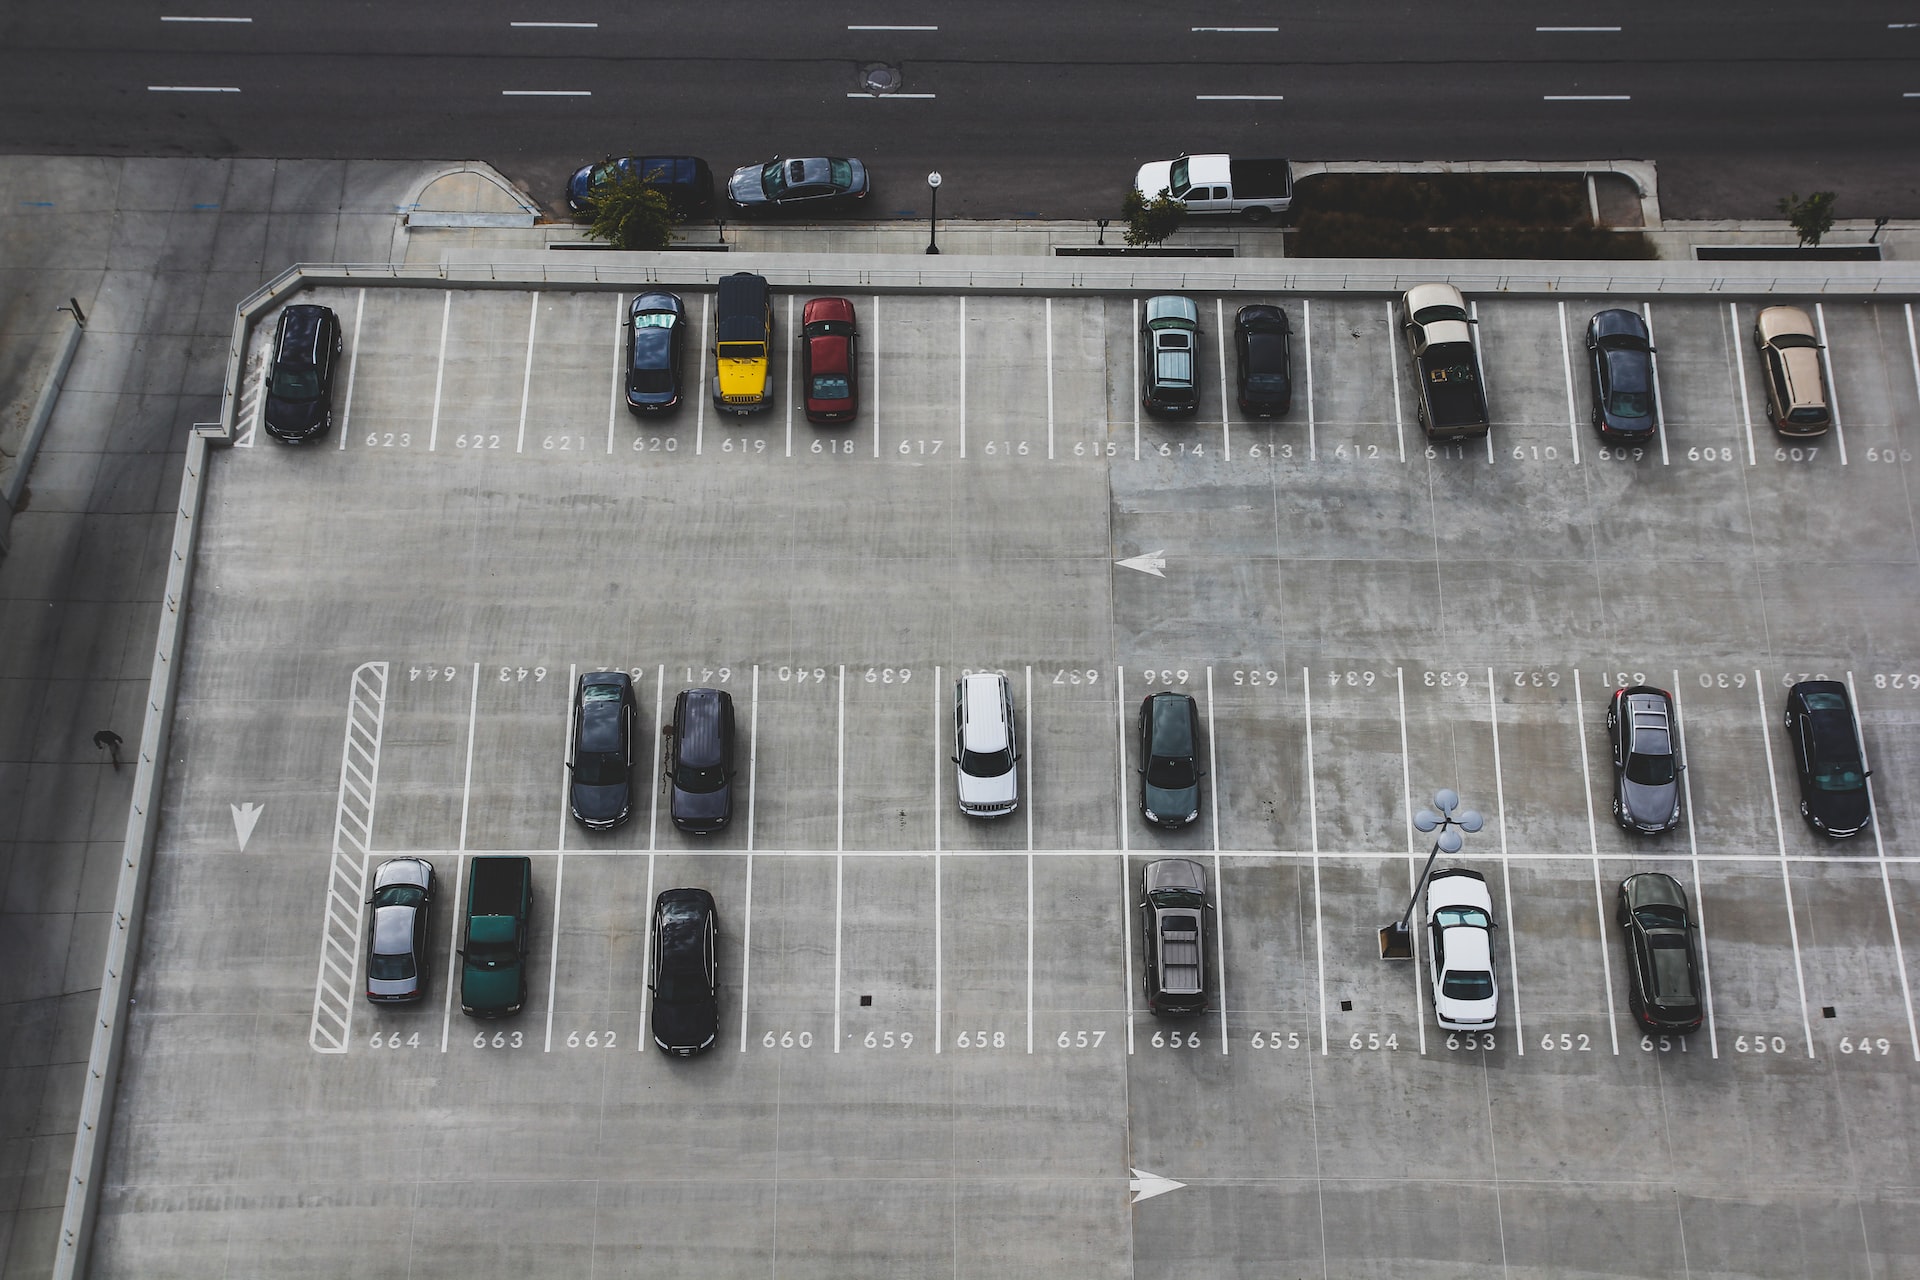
[953,673,1019,817]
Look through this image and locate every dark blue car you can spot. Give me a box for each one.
[626,292,687,414]
[1585,308,1657,441]
[567,155,714,217]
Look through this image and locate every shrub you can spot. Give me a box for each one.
[1122,187,1186,247]
[584,168,681,252]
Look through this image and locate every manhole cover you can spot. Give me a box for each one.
[861,63,902,94]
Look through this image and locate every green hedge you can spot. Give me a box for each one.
[1287,174,1654,260]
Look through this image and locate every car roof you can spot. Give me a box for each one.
[371,903,418,954]
[1147,693,1195,755]
[676,688,730,769]
[1443,925,1493,970]
[806,329,852,376]
[959,674,1010,753]
[718,272,769,311]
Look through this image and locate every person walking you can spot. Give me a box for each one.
[92,729,123,771]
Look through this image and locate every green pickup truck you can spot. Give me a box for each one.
[459,856,533,1018]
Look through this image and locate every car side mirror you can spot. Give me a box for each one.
[950,756,961,765]
[455,948,466,958]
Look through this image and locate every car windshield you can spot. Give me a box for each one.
[1434,906,1490,929]
[1625,751,1675,786]
[368,951,416,980]
[1168,158,1190,195]
[1413,304,1467,325]
[1442,969,1494,1000]
[1607,390,1651,418]
[961,747,1014,778]
[811,374,850,400]
[677,764,727,794]
[574,749,624,788]
[761,161,788,196]
[1147,754,1196,789]
[1150,888,1206,908]
[633,312,675,329]
[269,367,320,401]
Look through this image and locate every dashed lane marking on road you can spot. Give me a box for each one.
[308,661,388,1053]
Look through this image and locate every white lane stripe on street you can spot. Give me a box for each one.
[1306,667,1327,1055]
[1642,302,1670,465]
[1671,675,1718,1057]
[1814,302,1848,464]
[428,291,450,450]
[1470,300,1494,464]
[739,665,759,1051]
[1197,95,1284,101]
[696,292,710,456]
[1544,95,1630,101]
[438,854,464,1052]
[1573,671,1620,1053]
[1557,301,1580,464]
[1905,304,1920,409]
[1396,668,1426,1054]
[147,85,240,92]
[1754,671,1817,1057]
[502,89,591,96]
[337,289,365,450]
[1537,25,1621,31]
[1194,26,1278,31]
[847,92,935,98]
[161,14,251,20]
[848,24,937,29]
[1207,667,1226,1054]
[517,293,538,454]
[606,293,622,454]
[1848,672,1920,1060]
[1728,302,1757,465]
[1488,668,1523,1054]
[511,21,598,27]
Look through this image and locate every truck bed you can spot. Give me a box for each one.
[467,856,531,919]
[1227,158,1292,199]
[1418,343,1489,434]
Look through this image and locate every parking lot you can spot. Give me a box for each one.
[97,278,1920,1277]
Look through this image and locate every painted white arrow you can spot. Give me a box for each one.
[1129,1167,1186,1203]
[231,801,264,852]
[1115,550,1167,578]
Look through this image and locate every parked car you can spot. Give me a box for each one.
[650,888,719,1056]
[1400,282,1489,439]
[953,672,1019,817]
[365,857,434,1003]
[665,688,737,834]
[566,155,714,217]
[1783,680,1872,837]
[1585,308,1657,441]
[263,303,343,443]
[1139,859,1211,1015]
[713,272,773,414]
[1138,692,1202,829]
[569,671,637,830]
[800,296,859,424]
[626,291,687,414]
[1753,305,1831,436]
[1233,304,1292,417]
[1606,685,1682,834]
[1141,296,1200,414]
[726,156,869,214]
[1616,872,1704,1033]
[1426,868,1498,1032]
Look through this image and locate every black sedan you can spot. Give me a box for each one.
[1139,692,1203,829]
[1585,309,1657,441]
[1616,872,1703,1033]
[726,156,869,215]
[1783,680,1873,837]
[365,857,434,1003]
[569,671,637,830]
[650,888,719,1056]
[625,292,687,414]
[1233,304,1293,417]
[1606,686,1682,834]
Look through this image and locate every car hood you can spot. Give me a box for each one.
[728,165,769,206]
[1143,781,1200,821]
[1808,784,1871,835]
[1134,160,1174,198]
[1621,778,1678,830]
[957,768,1017,808]
[671,782,732,830]
[571,781,630,824]
[653,995,717,1052]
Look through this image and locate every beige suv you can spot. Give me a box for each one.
[1753,305,1831,436]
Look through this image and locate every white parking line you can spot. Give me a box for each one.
[870,295,882,459]
[933,666,943,1052]
[1387,300,1405,462]
[428,290,450,451]
[647,665,664,849]
[459,663,479,850]
[1216,299,1231,459]
[438,854,464,1052]
[1669,676,1718,1056]
[1396,668,1426,1054]
[1207,667,1227,1054]
[1132,298,1142,461]
[1555,302,1582,466]
[1729,302,1757,466]
[1905,304,1920,408]
[1469,300,1494,464]
[606,294,621,454]
[1754,671,1817,1057]
[545,667,572,1052]
[834,665,846,1052]
[517,294,538,454]
[696,292,710,456]
[1641,303,1671,465]
[740,665,758,1052]
[784,294,795,459]
[1303,298,1316,461]
[1487,668,1524,1055]
[1848,673,1920,1060]
[1306,667,1327,1055]
[1046,299,1056,460]
[1572,671,1620,1053]
[636,851,655,1052]
[1027,665,1036,1053]
[1117,667,1135,1054]
[958,298,968,458]
[336,289,365,450]
[1813,303,1849,464]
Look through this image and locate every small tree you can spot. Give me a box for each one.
[1777,191,1837,248]
[1123,187,1186,247]
[586,167,680,251]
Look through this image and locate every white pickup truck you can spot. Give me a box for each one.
[1132,154,1294,220]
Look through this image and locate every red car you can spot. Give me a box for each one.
[801,297,859,424]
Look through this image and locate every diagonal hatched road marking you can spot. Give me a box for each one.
[308,661,389,1052]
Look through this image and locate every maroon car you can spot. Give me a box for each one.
[801,296,859,424]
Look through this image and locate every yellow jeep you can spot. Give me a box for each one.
[712,272,772,413]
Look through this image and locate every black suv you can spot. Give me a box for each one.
[1616,872,1703,1032]
[665,688,738,834]
[1139,859,1211,1016]
[1606,686,1682,834]
[569,671,637,830]
[1139,692,1203,829]
[1233,304,1293,417]
[1783,680,1872,837]
[650,888,719,1056]
[263,303,343,442]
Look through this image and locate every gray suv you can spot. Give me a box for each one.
[1139,859,1211,1016]
[1607,685,1682,834]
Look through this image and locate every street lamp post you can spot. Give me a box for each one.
[925,172,942,255]
[1379,788,1484,960]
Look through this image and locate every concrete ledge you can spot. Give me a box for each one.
[405,210,538,229]
[0,306,85,555]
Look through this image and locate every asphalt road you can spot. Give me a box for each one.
[3,7,1918,215]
